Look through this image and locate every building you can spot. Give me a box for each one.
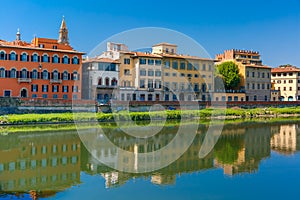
[215,49,271,101]
[271,65,300,101]
[0,18,84,100]
[82,58,119,102]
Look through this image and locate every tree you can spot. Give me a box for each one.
[215,61,240,90]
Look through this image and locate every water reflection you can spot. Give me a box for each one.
[0,121,299,198]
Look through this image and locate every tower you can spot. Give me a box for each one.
[16,28,21,41]
[58,16,69,45]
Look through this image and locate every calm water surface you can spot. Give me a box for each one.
[0,120,300,200]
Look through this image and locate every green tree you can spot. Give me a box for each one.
[215,61,240,90]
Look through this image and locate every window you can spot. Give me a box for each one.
[172,73,177,77]
[164,60,170,68]
[32,53,39,62]
[124,69,130,75]
[0,68,5,78]
[246,71,249,77]
[180,61,186,70]
[277,80,281,83]
[172,60,178,69]
[52,70,59,80]
[10,69,16,78]
[202,64,206,71]
[262,83,265,89]
[140,80,145,88]
[155,80,161,88]
[62,55,69,64]
[290,87,292,91]
[52,85,58,92]
[42,54,49,62]
[234,96,238,101]
[72,56,79,64]
[194,63,199,70]
[155,70,161,76]
[111,78,117,86]
[31,69,38,79]
[42,85,48,92]
[201,83,206,92]
[63,86,68,92]
[155,60,161,65]
[194,83,199,92]
[284,87,286,91]
[63,94,68,99]
[140,58,146,65]
[262,72,265,78]
[0,51,6,60]
[63,71,68,80]
[31,84,38,92]
[148,59,154,65]
[148,70,154,76]
[32,94,37,98]
[254,95,257,101]
[289,73,293,76]
[258,72,260,78]
[148,79,153,88]
[289,80,293,83]
[42,94,48,98]
[252,72,255,77]
[72,71,79,80]
[187,63,193,70]
[20,53,28,61]
[52,55,59,63]
[21,69,28,78]
[72,86,78,92]
[180,73,185,77]
[124,58,130,64]
[4,90,11,97]
[140,69,146,76]
[208,65,212,71]
[194,74,199,78]
[42,70,48,79]
[9,52,17,61]
[165,72,169,76]
[252,83,255,90]
[257,84,260,90]
[228,96,232,102]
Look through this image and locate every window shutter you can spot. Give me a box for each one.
[27,55,29,61]
[58,57,60,63]
[36,85,39,92]
[8,54,11,60]
[71,73,74,80]
[30,72,33,78]
[27,71,30,78]
[67,86,69,92]
[16,54,18,61]
[31,85,33,92]
[57,86,59,92]
[58,72,60,79]
[16,71,19,78]
[68,58,70,64]
[38,72,41,79]
[68,73,70,80]
[48,72,50,79]
[5,54,7,60]
[77,74,80,80]
[38,56,40,62]
[48,57,50,63]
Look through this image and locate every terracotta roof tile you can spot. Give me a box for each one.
[271,66,300,73]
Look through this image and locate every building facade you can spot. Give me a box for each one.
[271,65,300,101]
[215,49,271,101]
[0,18,84,100]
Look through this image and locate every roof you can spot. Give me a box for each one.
[83,57,120,64]
[245,65,271,69]
[271,66,300,73]
[152,42,177,47]
[160,53,213,61]
[132,52,162,58]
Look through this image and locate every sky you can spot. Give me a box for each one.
[0,0,299,67]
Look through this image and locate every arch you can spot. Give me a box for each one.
[104,94,109,100]
[10,68,17,78]
[0,67,5,78]
[32,52,39,62]
[52,54,60,63]
[288,96,293,101]
[20,88,28,98]
[42,69,49,79]
[111,78,117,86]
[52,70,59,80]
[20,68,28,78]
[31,69,38,79]
[105,77,110,86]
[62,55,69,64]
[62,70,69,80]
[98,77,102,85]
[42,53,49,62]
[72,56,79,64]
[9,51,17,61]
[72,71,78,80]
[279,96,285,101]
[0,50,6,60]
[20,52,28,61]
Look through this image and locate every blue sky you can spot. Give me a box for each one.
[1,0,299,67]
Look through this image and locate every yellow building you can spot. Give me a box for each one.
[215,49,271,101]
[271,124,298,154]
[271,65,300,101]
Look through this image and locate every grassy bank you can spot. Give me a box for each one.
[0,107,300,125]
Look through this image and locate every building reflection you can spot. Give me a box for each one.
[0,130,81,198]
[0,121,300,196]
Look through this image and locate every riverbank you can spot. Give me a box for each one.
[1,107,300,125]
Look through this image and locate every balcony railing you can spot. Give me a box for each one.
[18,78,32,83]
[50,79,62,84]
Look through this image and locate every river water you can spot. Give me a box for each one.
[0,120,299,200]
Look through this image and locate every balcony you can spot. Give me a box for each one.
[50,79,62,84]
[148,88,154,92]
[18,78,32,83]
[97,85,117,89]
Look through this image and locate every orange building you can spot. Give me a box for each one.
[0,18,84,100]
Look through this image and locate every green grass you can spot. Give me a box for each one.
[1,107,300,125]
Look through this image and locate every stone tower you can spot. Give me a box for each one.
[58,16,69,45]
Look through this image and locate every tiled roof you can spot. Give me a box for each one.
[160,53,213,61]
[84,57,120,64]
[132,52,162,58]
[271,66,300,73]
[245,65,271,69]
[152,42,177,47]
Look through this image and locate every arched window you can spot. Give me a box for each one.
[10,68,16,78]
[72,56,79,64]
[42,54,49,62]
[98,78,102,85]
[21,52,28,61]
[9,52,17,61]
[21,69,28,78]
[52,70,59,80]
[52,55,59,63]
[32,53,39,62]
[42,70,48,79]
[0,68,5,78]
[111,78,117,86]
[31,69,38,79]
[0,51,6,60]
[105,77,109,86]
[62,55,69,64]
[62,71,68,80]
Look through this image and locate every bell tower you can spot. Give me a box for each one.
[58,16,69,45]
